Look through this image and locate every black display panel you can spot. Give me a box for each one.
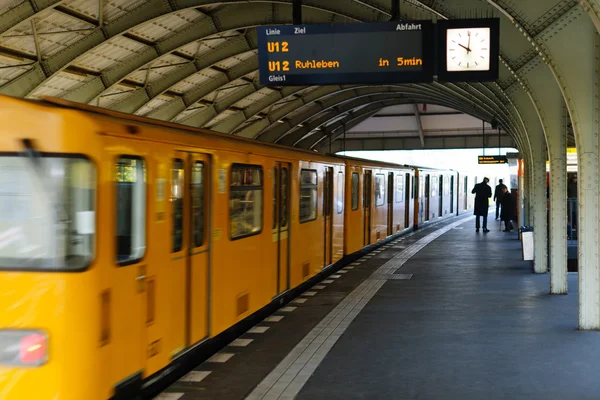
[478,155,508,165]
[257,21,434,86]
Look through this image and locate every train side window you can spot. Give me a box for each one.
[172,159,184,252]
[396,175,404,203]
[230,164,263,239]
[192,161,204,247]
[411,176,415,199]
[300,169,318,223]
[375,173,385,207]
[115,156,146,265]
[337,171,344,214]
[351,172,359,210]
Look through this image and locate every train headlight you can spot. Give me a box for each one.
[0,330,48,367]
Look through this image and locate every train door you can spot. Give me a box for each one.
[324,167,334,267]
[273,162,291,293]
[418,175,424,224]
[450,175,455,213]
[404,173,410,228]
[425,175,430,221]
[464,176,468,209]
[387,172,394,236]
[363,170,372,246]
[184,154,211,347]
[438,175,443,217]
[113,152,147,379]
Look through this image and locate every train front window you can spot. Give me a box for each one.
[396,175,404,203]
[300,169,317,223]
[115,157,146,265]
[172,159,184,252]
[230,165,263,239]
[351,172,359,210]
[375,174,385,207]
[192,161,205,247]
[0,156,96,270]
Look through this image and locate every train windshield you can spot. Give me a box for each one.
[0,155,96,270]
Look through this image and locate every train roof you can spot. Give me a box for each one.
[24,96,338,163]
[339,155,457,173]
[7,96,465,175]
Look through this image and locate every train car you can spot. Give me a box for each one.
[458,174,478,212]
[0,96,347,400]
[0,95,481,400]
[342,157,416,254]
[413,167,460,228]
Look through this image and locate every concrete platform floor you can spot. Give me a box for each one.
[158,216,595,400]
[300,218,591,400]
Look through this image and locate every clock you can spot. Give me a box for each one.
[446,27,491,72]
[436,19,499,82]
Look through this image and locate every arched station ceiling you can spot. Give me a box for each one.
[0,0,583,152]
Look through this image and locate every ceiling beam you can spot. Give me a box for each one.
[320,133,517,153]
[413,104,425,147]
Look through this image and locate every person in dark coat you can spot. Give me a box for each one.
[472,177,492,233]
[493,179,507,220]
[500,187,515,231]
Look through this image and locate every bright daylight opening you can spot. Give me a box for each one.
[337,147,517,188]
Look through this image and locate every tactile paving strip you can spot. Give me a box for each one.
[245,216,472,400]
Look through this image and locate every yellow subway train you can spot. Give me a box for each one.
[0,95,488,399]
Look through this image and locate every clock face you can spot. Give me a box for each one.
[446,27,491,72]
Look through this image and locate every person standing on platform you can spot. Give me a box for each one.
[493,179,507,220]
[472,177,492,233]
[500,187,515,232]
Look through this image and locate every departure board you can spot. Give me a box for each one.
[478,156,508,165]
[257,21,433,86]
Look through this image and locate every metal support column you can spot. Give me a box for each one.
[519,161,526,228]
[521,157,531,226]
[548,103,568,293]
[531,140,548,274]
[528,157,535,228]
[512,48,569,289]
[390,0,400,21]
[536,5,600,327]
[293,0,302,25]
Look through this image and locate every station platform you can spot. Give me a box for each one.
[156,215,595,400]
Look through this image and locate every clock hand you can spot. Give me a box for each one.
[467,31,471,52]
[457,43,470,52]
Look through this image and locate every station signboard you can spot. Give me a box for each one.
[257,21,434,86]
[478,155,508,164]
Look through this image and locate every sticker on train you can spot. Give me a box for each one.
[148,338,162,358]
[219,169,226,194]
[156,178,166,201]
